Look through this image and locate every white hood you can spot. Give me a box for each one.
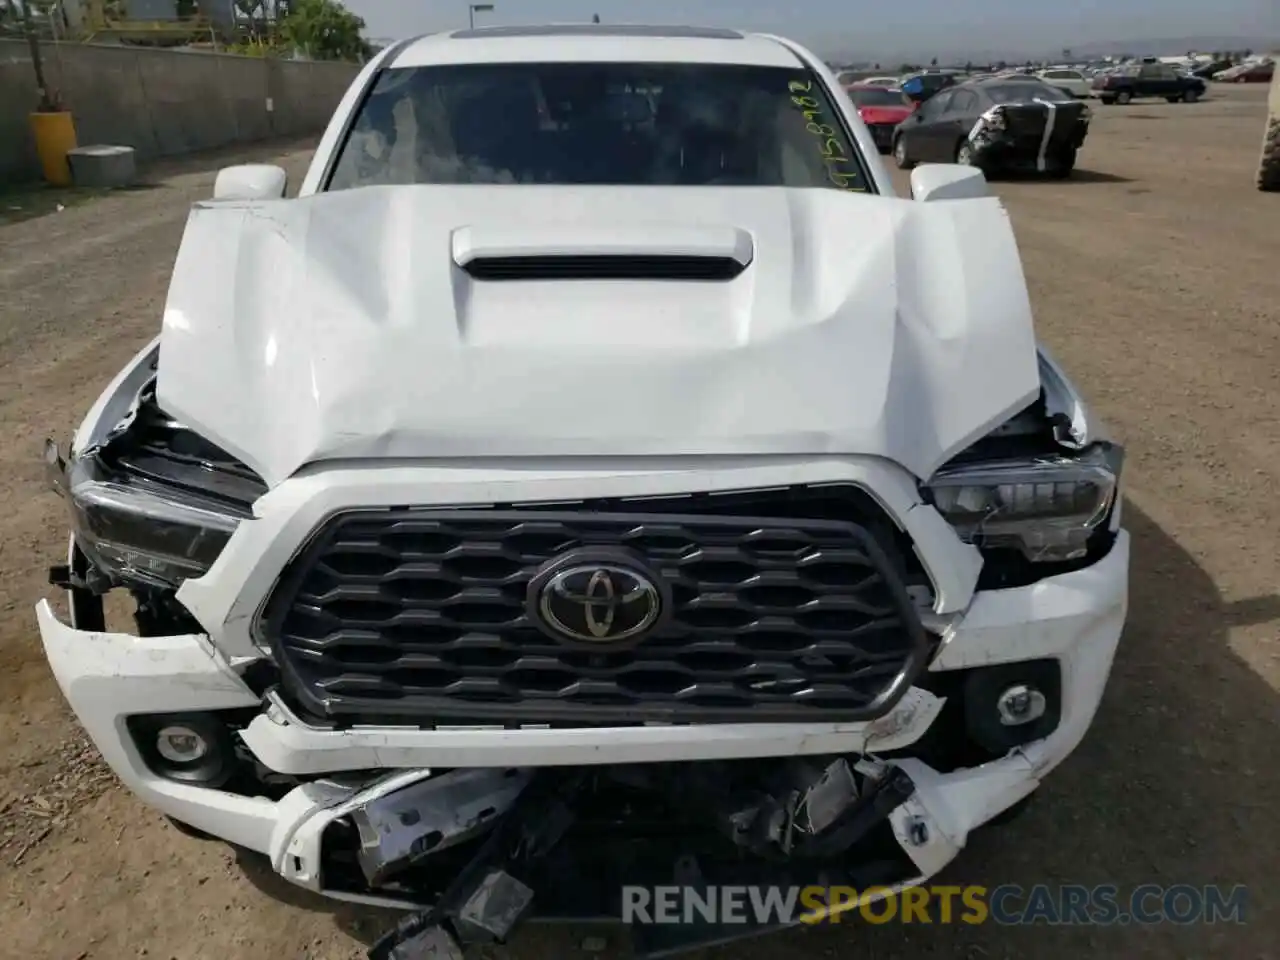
[157,185,1040,489]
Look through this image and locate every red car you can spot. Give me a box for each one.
[1233,61,1274,83]
[844,84,915,153]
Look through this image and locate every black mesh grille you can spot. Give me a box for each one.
[261,486,932,727]
[460,254,746,282]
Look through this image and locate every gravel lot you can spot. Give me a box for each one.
[1,86,1277,960]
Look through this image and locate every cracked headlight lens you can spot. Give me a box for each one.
[926,444,1122,562]
[58,454,247,590]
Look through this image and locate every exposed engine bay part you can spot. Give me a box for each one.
[352,768,533,885]
[361,760,916,960]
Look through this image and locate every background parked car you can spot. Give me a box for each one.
[1193,58,1235,79]
[844,83,915,152]
[899,71,960,100]
[1093,63,1207,103]
[1216,59,1275,83]
[894,78,1089,177]
[1036,67,1092,98]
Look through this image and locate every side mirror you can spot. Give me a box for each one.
[213,164,288,201]
[910,164,989,202]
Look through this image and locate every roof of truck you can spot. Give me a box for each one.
[388,24,806,69]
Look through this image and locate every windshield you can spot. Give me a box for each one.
[327,62,870,192]
[846,87,907,107]
[986,83,1074,104]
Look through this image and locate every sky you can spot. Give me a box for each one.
[341,0,1278,61]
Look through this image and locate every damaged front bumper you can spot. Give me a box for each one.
[36,524,1127,954]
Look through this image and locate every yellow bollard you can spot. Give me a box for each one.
[29,110,78,187]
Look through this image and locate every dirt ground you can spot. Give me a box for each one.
[1,86,1277,960]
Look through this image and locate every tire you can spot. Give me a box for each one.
[1183,88,1200,102]
[893,135,915,170]
[955,140,974,166]
[1258,114,1280,191]
[1115,90,1132,104]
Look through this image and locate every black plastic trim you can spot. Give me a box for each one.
[261,499,933,727]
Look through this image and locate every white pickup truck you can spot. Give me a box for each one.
[39,22,1127,959]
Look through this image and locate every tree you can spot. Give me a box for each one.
[279,0,370,62]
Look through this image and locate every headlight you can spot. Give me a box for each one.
[48,359,264,592]
[49,441,248,591]
[925,444,1122,562]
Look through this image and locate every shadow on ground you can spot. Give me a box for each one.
[1059,169,1136,184]
[997,168,1135,184]
[236,500,1280,959]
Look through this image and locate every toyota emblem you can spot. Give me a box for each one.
[527,551,668,645]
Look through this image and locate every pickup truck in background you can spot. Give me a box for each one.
[1093,63,1208,104]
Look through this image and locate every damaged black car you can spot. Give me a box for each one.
[894,78,1091,178]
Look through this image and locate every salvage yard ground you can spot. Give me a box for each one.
[0,85,1277,959]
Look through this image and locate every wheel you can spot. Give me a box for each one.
[1183,88,1200,102]
[955,140,974,166]
[1258,113,1280,191]
[893,135,915,170]
[1115,90,1132,104]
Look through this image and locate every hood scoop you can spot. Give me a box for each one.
[451,223,754,282]
[461,253,746,282]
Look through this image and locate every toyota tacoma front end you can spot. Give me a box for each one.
[36,24,1127,959]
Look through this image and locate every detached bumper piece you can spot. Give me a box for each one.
[363,759,918,960]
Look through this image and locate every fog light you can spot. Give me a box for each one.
[128,712,237,787]
[996,684,1047,727]
[961,660,1062,755]
[156,725,211,764]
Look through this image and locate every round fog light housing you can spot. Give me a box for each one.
[997,684,1048,727]
[156,725,211,764]
[128,713,237,788]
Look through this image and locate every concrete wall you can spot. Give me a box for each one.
[0,40,359,185]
